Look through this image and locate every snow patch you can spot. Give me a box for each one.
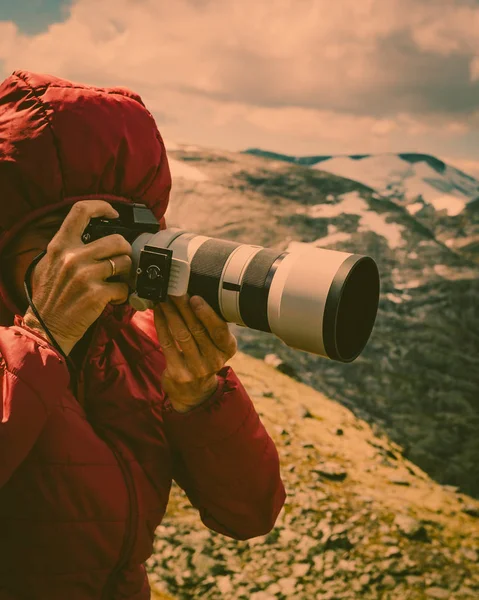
[406,202,423,215]
[305,191,406,249]
[314,231,351,246]
[427,194,465,216]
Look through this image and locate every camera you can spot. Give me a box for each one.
[82,202,380,362]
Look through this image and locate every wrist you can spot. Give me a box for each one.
[169,377,219,413]
[23,310,74,356]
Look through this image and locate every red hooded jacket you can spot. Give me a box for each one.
[0,71,286,600]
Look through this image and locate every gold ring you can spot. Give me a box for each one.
[107,258,116,278]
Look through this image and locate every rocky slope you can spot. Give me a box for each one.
[161,144,479,500]
[146,350,479,600]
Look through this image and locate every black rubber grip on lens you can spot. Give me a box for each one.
[188,239,242,315]
[189,240,288,331]
[239,250,288,332]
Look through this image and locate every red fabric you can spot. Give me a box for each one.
[0,71,286,599]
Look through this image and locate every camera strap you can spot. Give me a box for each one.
[23,251,79,396]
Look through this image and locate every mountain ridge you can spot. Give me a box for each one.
[242,149,479,195]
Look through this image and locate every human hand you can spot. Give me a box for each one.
[153,294,238,413]
[23,200,132,356]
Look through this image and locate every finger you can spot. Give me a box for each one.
[88,254,132,282]
[53,200,119,249]
[153,303,187,372]
[186,295,237,357]
[169,294,232,371]
[160,296,214,377]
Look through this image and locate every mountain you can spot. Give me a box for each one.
[162,142,479,502]
[146,350,479,600]
[243,149,479,264]
[242,150,479,213]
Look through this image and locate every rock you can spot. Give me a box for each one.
[388,475,411,486]
[277,577,298,595]
[298,404,313,419]
[359,574,371,587]
[336,428,344,435]
[191,551,216,576]
[313,463,348,482]
[292,563,311,577]
[461,548,478,562]
[425,587,451,598]
[323,568,335,580]
[385,546,402,558]
[462,504,479,517]
[217,575,234,595]
[380,574,396,588]
[264,354,301,381]
[250,592,276,600]
[381,536,398,545]
[443,485,460,493]
[279,528,300,544]
[394,515,430,542]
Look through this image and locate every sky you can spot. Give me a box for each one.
[0,0,478,178]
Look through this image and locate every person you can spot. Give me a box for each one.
[0,70,286,600]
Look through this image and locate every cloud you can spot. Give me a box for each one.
[0,0,478,151]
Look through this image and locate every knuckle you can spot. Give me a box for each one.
[73,200,88,214]
[175,329,191,343]
[46,238,61,256]
[113,235,132,257]
[191,324,207,336]
[111,233,126,247]
[161,339,176,350]
[62,250,78,271]
[177,372,194,384]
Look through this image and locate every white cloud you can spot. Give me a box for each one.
[0,0,477,157]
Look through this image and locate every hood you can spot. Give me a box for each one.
[0,70,172,333]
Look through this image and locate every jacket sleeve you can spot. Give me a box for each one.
[161,365,286,541]
[0,323,70,489]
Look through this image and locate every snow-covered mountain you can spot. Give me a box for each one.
[243,150,479,216]
[243,149,479,263]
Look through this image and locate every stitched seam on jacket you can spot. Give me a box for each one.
[13,72,66,202]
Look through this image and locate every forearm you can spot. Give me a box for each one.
[163,366,286,539]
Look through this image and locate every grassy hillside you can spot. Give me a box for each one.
[146,351,479,600]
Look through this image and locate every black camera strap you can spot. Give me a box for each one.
[23,251,79,396]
